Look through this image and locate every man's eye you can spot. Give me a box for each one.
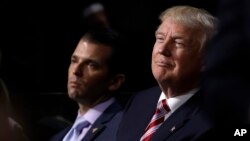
[88,62,98,69]
[156,37,165,43]
[71,58,77,63]
[175,39,186,48]
[175,42,184,47]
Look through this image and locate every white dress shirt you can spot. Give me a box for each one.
[158,88,199,120]
[63,98,115,141]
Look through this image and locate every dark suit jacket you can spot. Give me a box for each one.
[117,86,213,141]
[50,100,123,141]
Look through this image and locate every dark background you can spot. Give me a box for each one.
[1,0,218,140]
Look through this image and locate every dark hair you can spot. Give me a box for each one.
[81,27,126,75]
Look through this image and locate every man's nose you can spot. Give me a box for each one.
[158,40,172,57]
[73,63,83,77]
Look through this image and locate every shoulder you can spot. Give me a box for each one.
[49,126,72,141]
[95,99,123,125]
[104,99,123,113]
[123,86,161,113]
[133,86,161,99]
[131,86,161,103]
[138,86,161,94]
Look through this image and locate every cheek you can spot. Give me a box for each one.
[68,65,75,76]
[87,71,109,84]
[178,56,201,73]
[152,46,158,56]
[152,64,165,78]
[67,70,73,82]
[151,49,158,64]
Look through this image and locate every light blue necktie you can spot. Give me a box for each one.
[64,118,90,141]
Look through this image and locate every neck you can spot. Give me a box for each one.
[78,105,90,115]
[159,80,199,98]
[78,95,111,115]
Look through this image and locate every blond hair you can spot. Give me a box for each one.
[159,5,218,49]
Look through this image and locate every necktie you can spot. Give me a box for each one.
[64,118,90,141]
[140,99,170,141]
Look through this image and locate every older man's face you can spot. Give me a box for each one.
[152,18,203,88]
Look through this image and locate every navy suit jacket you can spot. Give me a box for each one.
[117,86,213,141]
[50,100,123,141]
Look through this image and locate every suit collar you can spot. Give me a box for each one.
[150,91,203,141]
[78,98,115,125]
[82,101,122,141]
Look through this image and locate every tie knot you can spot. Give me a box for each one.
[157,99,170,113]
[73,118,90,133]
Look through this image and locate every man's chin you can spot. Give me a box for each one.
[68,92,80,100]
[68,91,87,102]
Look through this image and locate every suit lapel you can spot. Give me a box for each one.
[82,101,122,141]
[151,91,202,141]
[134,89,161,137]
[116,87,162,141]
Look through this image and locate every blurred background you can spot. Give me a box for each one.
[1,0,218,140]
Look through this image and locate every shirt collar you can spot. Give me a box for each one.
[159,88,199,113]
[76,98,115,125]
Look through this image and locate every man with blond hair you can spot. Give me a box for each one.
[117,5,217,141]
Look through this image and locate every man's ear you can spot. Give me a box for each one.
[108,74,125,91]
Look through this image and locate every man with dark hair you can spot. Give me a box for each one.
[50,27,125,141]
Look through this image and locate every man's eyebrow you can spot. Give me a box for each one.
[172,35,190,41]
[155,31,166,36]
